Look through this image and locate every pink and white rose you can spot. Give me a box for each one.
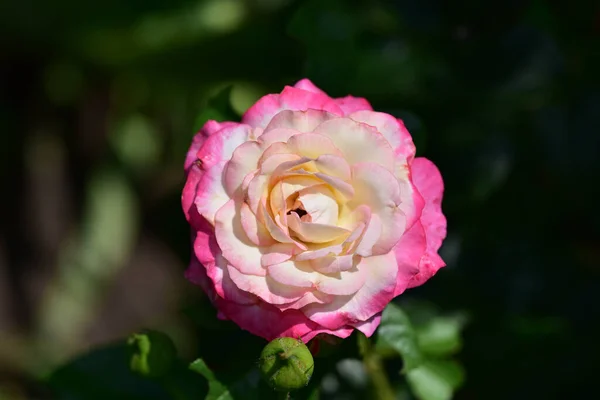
[182,79,446,342]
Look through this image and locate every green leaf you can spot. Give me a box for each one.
[194,85,238,131]
[406,360,465,400]
[415,316,466,357]
[376,303,423,372]
[190,359,234,400]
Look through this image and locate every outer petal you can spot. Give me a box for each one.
[293,78,327,95]
[185,253,216,300]
[293,79,372,116]
[335,96,373,115]
[407,158,447,288]
[196,123,253,169]
[184,120,238,171]
[302,251,398,330]
[215,297,347,342]
[348,111,415,163]
[242,86,343,128]
[182,164,204,229]
[194,161,230,225]
[351,313,382,337]
[392,221,425,296]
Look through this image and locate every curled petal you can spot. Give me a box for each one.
[296,185,339,225]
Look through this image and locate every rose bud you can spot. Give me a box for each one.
[259,337,314,392]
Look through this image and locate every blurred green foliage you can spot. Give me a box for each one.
[1,0,599,399]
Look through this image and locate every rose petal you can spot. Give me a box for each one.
[215,199,267,276]
[265,109,339,134]
[314,154,352,181]
[349,110,415,163]
[196,124,253,169]
[243,86,343,129]
[182,164,204,228]
[227,265,308,305]
[309,254,355,274]
[296,184,339,225]
[287,132,344,159]
[288,212,350,243]
[224,141,263,197]
[313,118,395,170]
[350,162,406,255]
[240,202,274,246]
[184,121,238,170]
[194,161,230,225]
[293,78,327,95]
[407,157,447,288]
[205,254,257,305]
[393,221,426,296]
[302,251,398,330]
[335,96,373,115]
[350,313,382,337]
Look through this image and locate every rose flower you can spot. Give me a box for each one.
[182,79,446,342]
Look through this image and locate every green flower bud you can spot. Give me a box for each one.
[127,330,177,378]
[259,337,314,392]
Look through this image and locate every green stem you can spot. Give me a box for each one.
[358,333,395,400]
[276,392,290,400]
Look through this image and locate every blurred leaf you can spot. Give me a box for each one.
[406,360,465,400]
[376,303,423,372]
[48,343,169,400]
[194,86,239,131]
[111,114,161,171]
[415,315,466,357]
[190,359,234,400]
[49,341,207,400]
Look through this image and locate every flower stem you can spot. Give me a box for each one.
[357,333,395,400]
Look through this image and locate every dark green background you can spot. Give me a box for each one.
[1,0,599,399]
